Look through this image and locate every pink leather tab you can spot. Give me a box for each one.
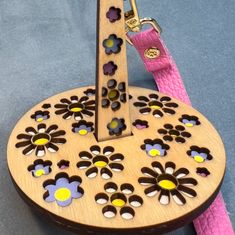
[130,28,234,235]
[130,28,191,105]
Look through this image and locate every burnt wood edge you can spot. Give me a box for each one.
[8,166,225,235]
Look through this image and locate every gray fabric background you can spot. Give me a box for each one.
[0,0,234,234]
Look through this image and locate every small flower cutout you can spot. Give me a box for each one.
[133,119,149,130]
[15,124,66,157]
[72,120,94,136]
[179,115,201,127]
[42,103,51,109]
[158,124,191,143]
[83,88,95,97]
[134,94,178,117]
[103,34,123,55]
[141,139,170,157]
[54,95,95,121]
[102,80,127,111]
[95,182,143,220]
[31,110,50,122]
[28,159,52,177]
[77,145,124,179]
[103,61,118,76]
[107,118,126,136]
[187,146,213,163]
[43,173,84,207]
[57,160,70,170]
[196,167,210,177]
[139,161,197,205]
[106,7,121,23]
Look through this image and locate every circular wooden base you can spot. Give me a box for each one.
[7,86,226,234]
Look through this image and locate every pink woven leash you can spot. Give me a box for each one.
[130,28,234,235]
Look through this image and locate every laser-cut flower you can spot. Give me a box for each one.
[102,80,127,111]
[139,161,197,205]
[42,103,51,109]
[103,34,123,55]
[77,145,124,180]
[134,94,178,117]
[107,118,126,136]
[158,124,191,143]
[72,120,94,136]
[103,61,118,76]
[179,115,201,127]
[28,159,52,177]
[187,146,213,163]
[95,182,143,220]
[54,95,95,121]
[31,110,50,122]
[43,173,84,207]
[83,88,96,97]
[132,119,149,130]
[106,7,121,23]
[196,167,210,177]
[141,139,170,157]
[57,160,70,170]
[15,123,66,157]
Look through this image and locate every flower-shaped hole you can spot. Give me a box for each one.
[31,110,50,122]
[139,161,197,206]
[43,172,84,207]
[196,167,211,177]
[132,119,149,130]
[28,159,52,177]
[187,146,213,163]
[57,160,70,170]
[107,118,126,136]
[158,124,191,143]
[15,124,66,157]
[103,61,118,76]
[134,94,178,118]
[54,96,95,120]
[72,120,94,136]
[141,138,170,157]
[103,34,123,55]
[77,146,124,179]
[95,182,143,220]
[179,114,201,127]
[102,80,127,111]
[106,7,121,22]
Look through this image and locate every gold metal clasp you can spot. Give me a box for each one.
[125,0,162,45]
[124,0,141,32]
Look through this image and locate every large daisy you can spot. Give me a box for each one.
[77,145,124,180]
[134,94,178,117]
[139,161,198,205]
[15,124,66,157]
[54,95,95,121]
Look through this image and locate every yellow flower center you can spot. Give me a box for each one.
[106,39,114,48]
[78,129,88,135]
[109,120,118,129]
[158,180,177,190]
[34,169,45,177]
[149,105,161,110]
[148,149,160,157]
[185,123,194,127]
[32,133,50,146]
[36,117,44,122]
[94,161,107,168]
[112,199,126,207]
[108,90,118,100]
[54,188,71,202]
[70,107,82,112]
[194,155,204,163]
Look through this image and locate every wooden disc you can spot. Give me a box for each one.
[7,86,226,234]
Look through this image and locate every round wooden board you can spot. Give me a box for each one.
[7,86,226,234]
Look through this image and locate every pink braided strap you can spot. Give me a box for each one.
[130,28,234,235]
